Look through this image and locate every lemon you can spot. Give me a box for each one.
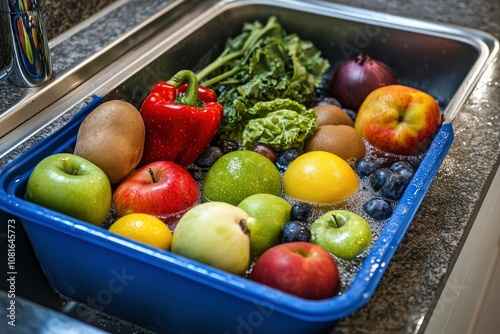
[283,151,358,204]
[109,213,173,250]
[202,150,282,206]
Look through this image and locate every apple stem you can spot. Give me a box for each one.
[331,214,340,228]
[148,168,156,183]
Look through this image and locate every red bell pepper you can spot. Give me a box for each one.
[139,70,223,167]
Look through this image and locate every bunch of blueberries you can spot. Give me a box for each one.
[278,202,314,244]
[355,157,416,220]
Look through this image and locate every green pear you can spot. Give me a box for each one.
[238,194,291,259]
[171,202,254,275]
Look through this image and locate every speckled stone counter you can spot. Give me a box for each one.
[0,0,499,333]
[41,0,119,40]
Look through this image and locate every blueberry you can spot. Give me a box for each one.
[390,161,414,185]
[398,169,414,186]
[216,139,239,154]
[279,221,312,243]
[196,146,223,167]
[355,157,379,177]
[276,149,302,171]
[363,198,393,220]
[370,168,392,192]
[290,202,313,222]
[380,172,406,200]
[389,161,412,173]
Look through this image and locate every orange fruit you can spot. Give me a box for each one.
[283,151,359,205]
[109,213,173,250]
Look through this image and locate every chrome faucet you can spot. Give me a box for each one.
[0,0,52,87]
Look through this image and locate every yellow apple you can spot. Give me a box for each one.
[354,84,442,155]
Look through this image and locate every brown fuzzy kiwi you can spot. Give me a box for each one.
[304,125,366,162]
[313,104,354,127]
[74,100,145,184]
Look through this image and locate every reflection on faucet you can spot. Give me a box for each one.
[0,0,52,87]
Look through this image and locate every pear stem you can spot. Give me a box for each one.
[239,219,250,235]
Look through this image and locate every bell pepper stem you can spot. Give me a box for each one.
[167,70,199,107]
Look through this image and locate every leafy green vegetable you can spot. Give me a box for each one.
[196,16,329,141]
[240,99,316,152]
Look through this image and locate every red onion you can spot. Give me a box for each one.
[329,54,397,112]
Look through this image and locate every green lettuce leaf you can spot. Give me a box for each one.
[240,99,317,151]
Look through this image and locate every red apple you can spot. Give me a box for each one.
[249,242,339,300]
[113,161,199,229]
[355,84,442,155]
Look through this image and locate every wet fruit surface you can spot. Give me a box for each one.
[279,221,312,243]
[276,149,302,171]
[196,146,223,168]
[109,213,173,250]
[370,168,392,192]
[380,173,406,200]
[363,198,393,220]
[290,202,313,222]
[304,125,366,162]
[283,151,359,205]
[238,194,291,259]
[390,161,415,185]
[355,157,379,177]
[202,150,282,206]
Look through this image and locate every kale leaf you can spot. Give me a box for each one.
[196,16,329,142]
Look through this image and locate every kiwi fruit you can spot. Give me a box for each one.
[313,104,354,127]
[304,125,366,162]
[74,100,145,184]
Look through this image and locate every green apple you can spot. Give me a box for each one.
[237,194,292,259]
[202,150,282,206]
[310,210,372,260]
[24,153,112,226]
[171,202,254,275]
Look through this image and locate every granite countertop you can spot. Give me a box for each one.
[0,0,499,333]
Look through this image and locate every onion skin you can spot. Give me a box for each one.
[329,54,397,112]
